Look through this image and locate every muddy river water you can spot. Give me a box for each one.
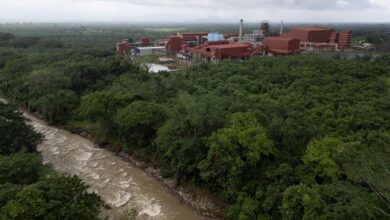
[1,97,203,220]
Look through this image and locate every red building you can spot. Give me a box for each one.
[165,36,183,53]
[140,37,150,47]
[329,32,339,44]
[166,32,208,53]
[188,42,261,63]
[263,37,300,55]
[116,39,131,56]
[282,27,334,43]
[338,31,352,49]
[180,32,208,42]
[281,26,352,49]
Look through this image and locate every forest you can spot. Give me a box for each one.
[0,102,104,219]
[0,24,389,219]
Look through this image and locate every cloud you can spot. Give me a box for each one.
[106,0,373,10]
[0,0,388,23]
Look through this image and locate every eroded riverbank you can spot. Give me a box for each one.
[22,111,205,220]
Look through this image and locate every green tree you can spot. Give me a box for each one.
[32,90,78,124]
[204,112,274,192]
[0,152,43,185]
[0,103,42,154]
[0,186,46,220]
[115,101,166,149]
[303,137,347,179]
[34,175,104,220]
[282,184,324,220]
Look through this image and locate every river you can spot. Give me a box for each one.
[0,97,203,220]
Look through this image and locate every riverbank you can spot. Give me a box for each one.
[1,96,227,219]
[66,125,227,219]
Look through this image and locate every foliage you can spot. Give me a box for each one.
[0,152,43,185]
[1,26,389,219]
[282,184,324,220]
[0,103,104,219]
[0,103,42,154]
[303,137,346,179]
[115,101,166,149]
[201,112,274,194]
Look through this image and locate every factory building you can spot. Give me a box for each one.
[208,33,225,42]
[338,31,352,49]
[116,39,131,56]
[117,20,355,61]
[263,37,300,55]
[243,30,265,43]
[280,26,352,49]
[140,37,150,47]
[165,36,183,53]
[166,32,208,54]
[282,27,334,43]
[187,42,262,63]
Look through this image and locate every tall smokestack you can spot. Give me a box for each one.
[280,20,284,35]
[239,19,244,41]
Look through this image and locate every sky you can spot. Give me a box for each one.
[0,0,389,23]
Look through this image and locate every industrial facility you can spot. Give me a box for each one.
[116,19,361,66]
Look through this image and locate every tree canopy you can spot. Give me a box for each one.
[0,28,389,219]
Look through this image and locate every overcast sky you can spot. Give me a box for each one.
[0,0,389,23]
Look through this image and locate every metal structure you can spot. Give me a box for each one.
[165,32,208,54]
[281,26,353,50]
[134,46,166,56]
[282,27,334,43]
[188,42,262,63]
[239,19,244,41]
[338,31,352,49]
[263,37,300,55]
[140,37,150,47]
[243,30,265,43]
[280,20,284,35]
[116,39,131,56]
[261,21,270,36]
[208,33,225,42]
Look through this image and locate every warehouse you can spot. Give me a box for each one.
[263,37,300,55]
[188,42,262,63]
[282,27,334,43]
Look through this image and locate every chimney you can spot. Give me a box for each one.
[280,20,284,35]
[239,19,244,41]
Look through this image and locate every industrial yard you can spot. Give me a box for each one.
[116,20,379,72]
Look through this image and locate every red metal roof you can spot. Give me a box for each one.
[294,27,334,31]
[264,37,297,42]
[263,37,300,54]
[282,26,334,43]
[188,42,259,59]
[180,32,208,36]
[209,43,250,49]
